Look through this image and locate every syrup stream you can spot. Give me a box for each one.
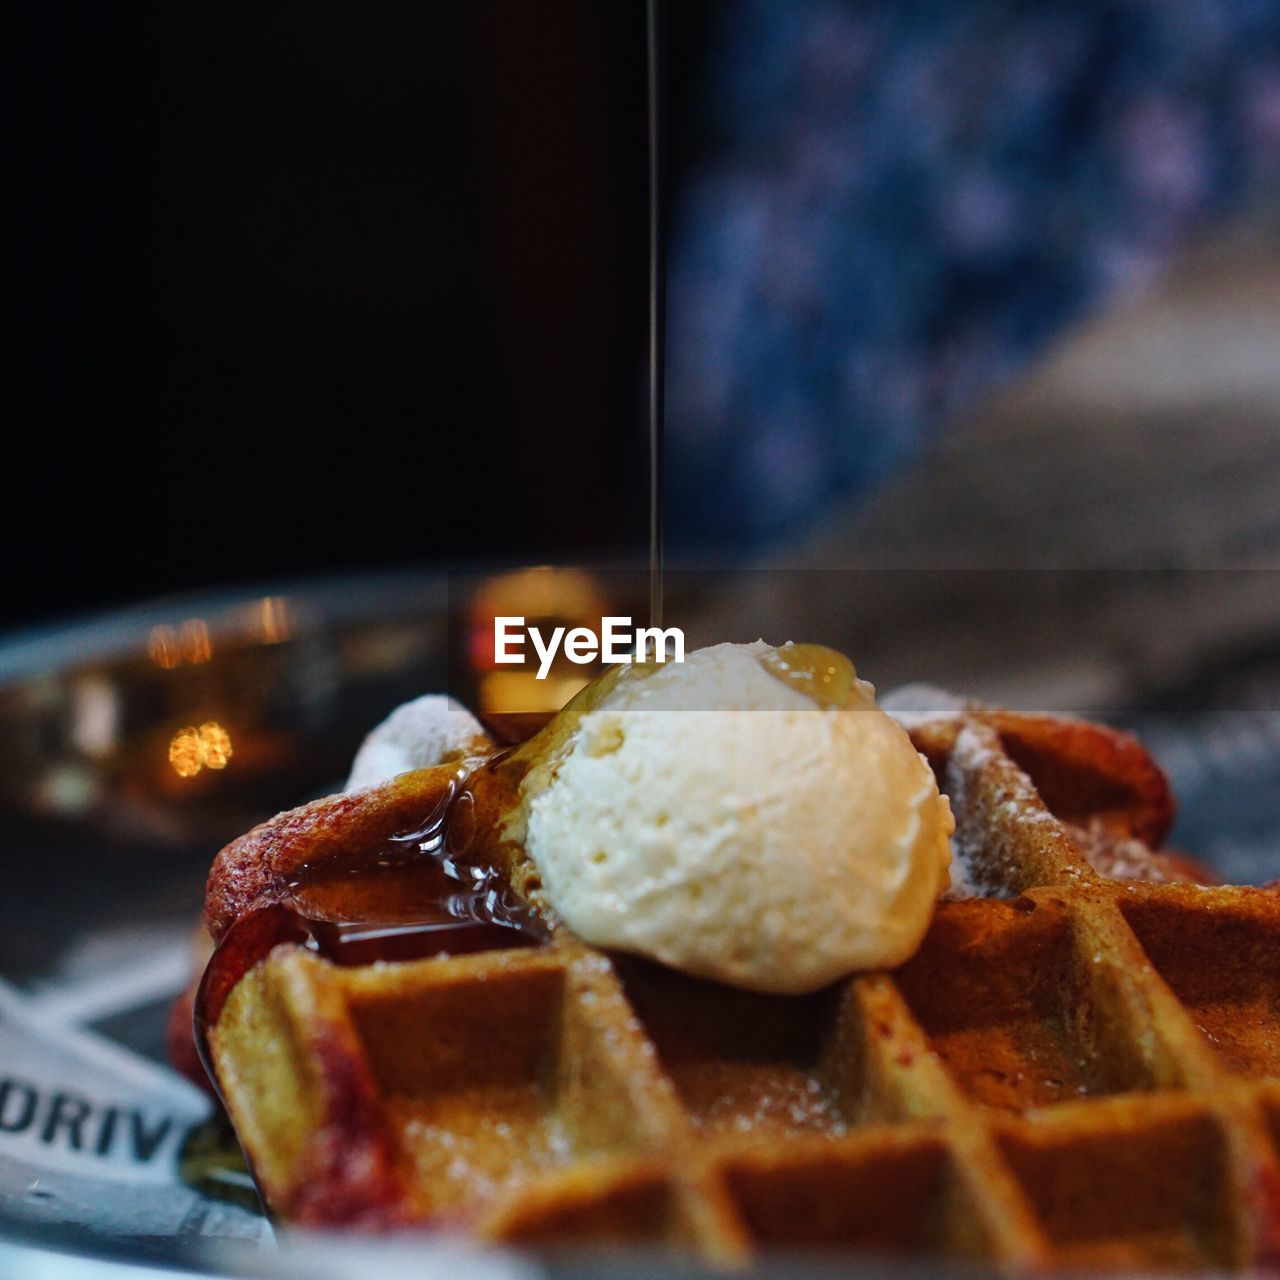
[197,10,668,1099]
[647,0,665,630]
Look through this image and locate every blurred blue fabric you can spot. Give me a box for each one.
[666,0,1280,549]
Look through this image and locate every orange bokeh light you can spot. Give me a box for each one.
[169,721,233,778]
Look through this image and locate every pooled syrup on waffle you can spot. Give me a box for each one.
[193,754,549,1087]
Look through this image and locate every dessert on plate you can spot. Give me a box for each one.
[181,642,1280,1269]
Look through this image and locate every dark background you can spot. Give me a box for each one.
[8,2,713,631]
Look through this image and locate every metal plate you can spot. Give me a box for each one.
[1,571,1277,1277]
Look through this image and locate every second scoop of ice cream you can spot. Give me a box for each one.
[522,641,953,994]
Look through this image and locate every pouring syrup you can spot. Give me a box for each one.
[647,0,665,632]
[196,1,669,1075]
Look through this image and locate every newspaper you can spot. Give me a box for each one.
[0,927,271,1250]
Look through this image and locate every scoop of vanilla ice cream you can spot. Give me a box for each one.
[346,694,486,791]
[522,641,953,994]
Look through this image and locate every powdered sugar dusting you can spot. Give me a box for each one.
[882,683,968,730]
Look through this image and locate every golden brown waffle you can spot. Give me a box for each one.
[200,700,1280,1269]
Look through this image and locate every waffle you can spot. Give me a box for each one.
[197,697,1280,1269]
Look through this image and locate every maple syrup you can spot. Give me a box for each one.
[196,0,670,1092]
[647,0,665,632]
[193,755,548,1093]
[759,643,864,709]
